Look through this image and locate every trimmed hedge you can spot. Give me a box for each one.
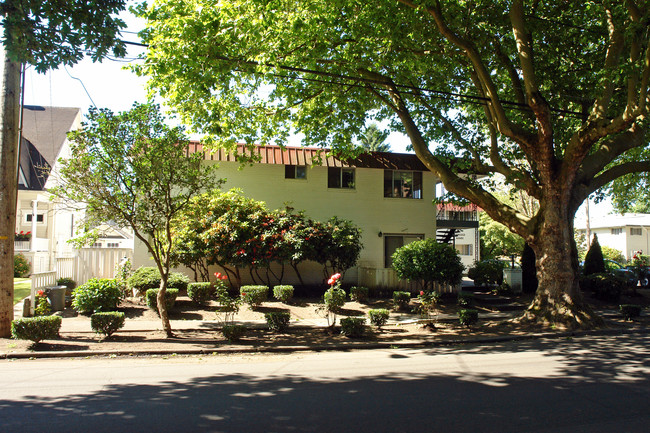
[392,291,411,310]
[91,312,125,338]
[72,278,122,314]
[459,309,479,327]
[240,285,269,308]
[457,292,475,307]
[128,267,190,295]
[350,286,369,303]
[340,317,366,338]
[11,316,62,343]
[368,309,390,328]
[273,285,294,303]
[187,282,214,305]
[222,324,247,342]
[265,312,291,332]
[145,288,179,311]
[468,260,505,286]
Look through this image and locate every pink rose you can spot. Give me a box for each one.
[420,291,425,296]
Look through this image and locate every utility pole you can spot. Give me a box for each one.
[0,46,22,337]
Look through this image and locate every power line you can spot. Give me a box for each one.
[63,65,97,107]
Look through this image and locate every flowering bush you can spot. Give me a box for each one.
[34,289,51,317]
[416,290,441,322]
[319,274,347,327]
[14,253,30,277]
[15,231,31,241]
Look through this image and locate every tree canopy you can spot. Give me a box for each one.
[51,103,222,336]
[136,1,650,328]
[359,123,391,152]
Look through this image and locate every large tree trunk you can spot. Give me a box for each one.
[0,52,21,338]
[519,200,602,329]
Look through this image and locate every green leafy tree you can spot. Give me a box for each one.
[391,239,464,290]
[137,1,650,328]
[479,212,525,260]
[584,235,606,276]
[0,0,127,337]
[359,123,391,152]
[51,103,222,337]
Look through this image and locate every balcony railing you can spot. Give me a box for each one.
[14,237,49,252]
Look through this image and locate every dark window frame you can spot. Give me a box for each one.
[285,164,307,179]
[384,170,423,199]
[328,167,355,189]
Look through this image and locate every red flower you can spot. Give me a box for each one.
[420,291,425,296]
[242,292,247,297]
[327,278,334,285]
[215,272,221,279]
[220,275,228,280]
[37,290,44,297]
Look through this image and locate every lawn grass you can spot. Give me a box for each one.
[13,278,31,305]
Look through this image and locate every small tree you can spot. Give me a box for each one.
[521,243,538,294]
[584,235,606,276]
[51,103,222,337]
[391,239,464,290]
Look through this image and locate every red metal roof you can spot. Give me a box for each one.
[186,142,430,171]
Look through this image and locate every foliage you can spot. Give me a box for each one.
[521,243,538,294]
[479,213,525,260]
[72,278,121,314]
[367,309,390,328]
[114,258,133,295]
[619,304,642,321]
[240,285,269,308]
[14,231,31,241]
[457,292,475,307]
[320,282,347,327]
[90,311,126,338]
[187,282,214,306]
[458,309,479,328]
[135,1,650,326]
[264,312,291,332]
[493,283,513,296]
[349,286,369,303]
[50,103,222,336]
[145,289,179,311]
[13,253,30,278]
[11,316,61,343]
[392,291,411,311]
[584,235,606,276]
[580,273,625,303]
[416,290,440,321]
[468,260,505,286]
[56,278,76,291]
[391,239,464,289]
[222,324,247,342]
[128,267,189,296]
[340,317,366,338]
[273,285,294,303]
[359,123,390,152]
[215,290,242,326]
[34,289,50,317]
[600,246,626,264]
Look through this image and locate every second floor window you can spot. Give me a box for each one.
[328,167,355,189]
[384,170,422,199]
[285,165,307,179]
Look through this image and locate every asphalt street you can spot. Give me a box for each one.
[1,333,649,432]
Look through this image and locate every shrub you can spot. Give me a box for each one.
[91,312,126,338]
[521,243,538,294]
[34,290,51,317]
[416,290,441,320]
[321,285,347,327]
[350,286,369,303]
[458,309,479,327]
[216,290,242,325]
[240,285,269,308]
[56,277,77,291]
[493,282,512,296]
[72,278,122,314]
[468,260,504,286]
[14,253,30,277]
[392,239,464,288]
[128,267,189,295]
[584,235,606,276]
[392,291,411,310]
[619,304,642,320]
[457,292,475,307]
[368,309,390,328]
[222,324,247,342]
[580,272,625,302]
[340,317,366,338]
[11,316,62,343]
[273,285,294,303]
[145,288,179,311]
[187,282,214,305]
[265,312,291,332]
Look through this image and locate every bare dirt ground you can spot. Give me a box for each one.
[2,290,649,357]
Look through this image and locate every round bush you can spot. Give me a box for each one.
[340,317,366,338]
[368,309,390,327]
[323,287,346,312]
[350,286,369,303]
[128,267,189,295]
[14,253,30,277]
[392,291,411,310]
[72,278,122,314]
[11,316,62,343]
[222,324,247,342]
[145,288,179,311]
[392,239,464,288]
[265,312,291,332]
[91,312,126,338]
[459,309,479,327]
[273,285,294,303]
[187,282,214,305]
[240,285,269,308]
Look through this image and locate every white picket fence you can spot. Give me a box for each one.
[28,248,133,316]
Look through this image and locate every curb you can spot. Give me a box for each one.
[3,326,648,360]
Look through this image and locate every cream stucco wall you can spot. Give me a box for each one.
[133,160,439,285]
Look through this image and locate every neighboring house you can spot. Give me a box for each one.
[132,143,443,289]
[86,223,135,250]
[575,213,650,261]
[436,202,480,269]
[15,105,83,273]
